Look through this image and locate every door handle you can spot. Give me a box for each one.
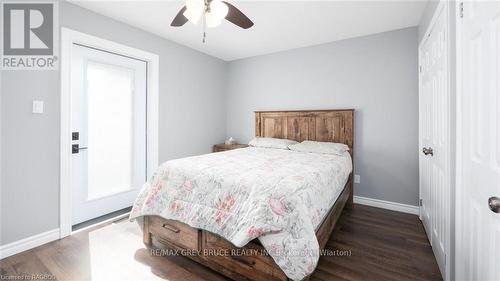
[72,144,88,154]
[422,147,434,156]
[489,197,500,213]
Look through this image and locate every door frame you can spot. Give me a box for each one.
[453,1,465,280]
[59,28,159,238]
[417,1,452,280]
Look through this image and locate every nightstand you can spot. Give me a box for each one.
[213,143,249,152]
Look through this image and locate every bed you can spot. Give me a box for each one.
[130,109,354,281]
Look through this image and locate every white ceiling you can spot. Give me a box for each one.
[70,0,428,61]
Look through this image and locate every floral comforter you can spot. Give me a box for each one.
[130,147,352,280]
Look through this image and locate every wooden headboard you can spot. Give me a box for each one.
[255,109,354,155]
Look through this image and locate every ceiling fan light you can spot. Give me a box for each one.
[209,0,228,20]
[183,0,204,24]
[205,13,222,28]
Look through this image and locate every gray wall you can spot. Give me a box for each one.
[1,72,60,246]
[0,2,227,245]
[226,27,419,206]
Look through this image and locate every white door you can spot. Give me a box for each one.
[70,44,147,225]
[457,1,500,280]
[419,2,449,278]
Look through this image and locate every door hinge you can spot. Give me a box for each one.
[419,199,423,206]
[444,254,447,265]
[460,2,464,18]
[419,65,422,73]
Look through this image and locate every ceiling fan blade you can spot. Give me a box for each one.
[223,1,254,29]
[171,6,188,27]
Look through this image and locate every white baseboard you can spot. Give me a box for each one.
[353,196,419,215]
[0,228,60,259]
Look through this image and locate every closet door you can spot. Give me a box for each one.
[418,2,450,279]
[457,1,500,280]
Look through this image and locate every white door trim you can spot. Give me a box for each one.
[454,2,464,280]
[60,28,159,238]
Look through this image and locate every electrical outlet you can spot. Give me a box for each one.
[354,174,361,184]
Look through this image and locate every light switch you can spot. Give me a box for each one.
[32,100,44,114]
[354,174,361,184]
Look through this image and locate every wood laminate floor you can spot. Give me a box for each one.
[0,204,442,281]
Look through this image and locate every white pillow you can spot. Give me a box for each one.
[288,140,349,155]
[248,137,298,150]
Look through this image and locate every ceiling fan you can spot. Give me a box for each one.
[171,0,254,42]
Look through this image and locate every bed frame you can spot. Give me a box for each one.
[143,109,354,281]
